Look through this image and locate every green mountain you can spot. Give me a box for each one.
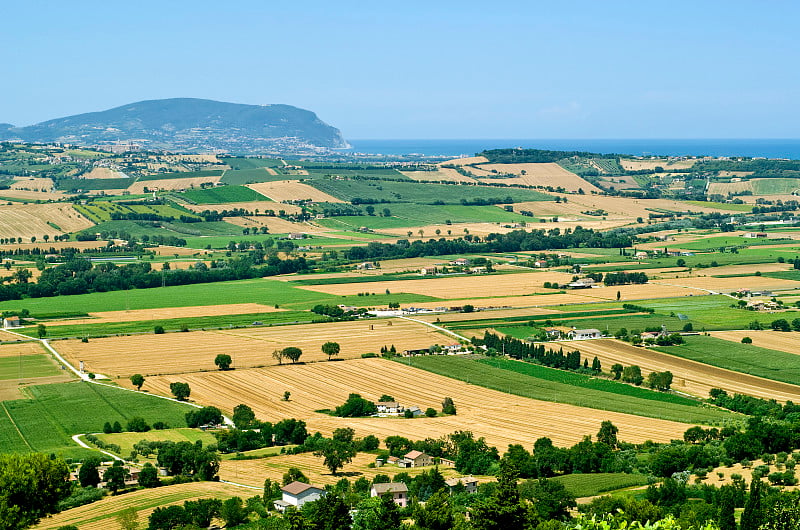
[0,98,348,153]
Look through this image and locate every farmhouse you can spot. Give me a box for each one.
[445,476,478,494]
[449,258,470,266]
[370,482,408,507]
[420,266,439,276]
[287,233,306,240]
[273,481,326,512]
[568,328,602,340]
[2,316,21,329]
[567,278,595,289]
[356,262,376,270]
[743,232,768,239]
[376,401,404,415]
[402,450,434,468]
[543,327,563,339]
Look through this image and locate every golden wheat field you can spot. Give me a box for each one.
[476,163,602,193]
[296,271,576,298]
[58,318,445,377]
[245,181,343,203]
[0,203,93,239]
[0,340,46,358]
[710,330,800,356]
[619,159,697,171]
[142,358,694,449]
[45,303,280,327]
[35,482,255,530]
[80,167,128,179]
[218,451,468,488]
[707,181,755,195]
[553,339,800,402]
[439,156,489,166]
[10,177,55,191]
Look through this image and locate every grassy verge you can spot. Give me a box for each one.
[396,356,733,425]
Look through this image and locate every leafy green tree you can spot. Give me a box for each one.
[103,461,129,494]
[185,406,223,428]
[283,347,303,363]
[442,397,456,415]
[622,365,644,385]
[130,373,145,391]
[414,488,454,530]
[184,498,222,527]
[518,477,576,522]
[214,353,233,370]
[772,319,791,332]
[597,421,619,449]
[148,505,191,530]
[283,467,309,486]
[740,478,765,530]
[126,416,150,432]
[470,461,526,530]
[335,394,377,417]
[314,438,357,475]
[717,485,737,530]
[322,341,341,360]
[232,404,257,429]
[302,493,351,530]
[169,382,191,401]
[610,363,624,380]
[220,496,248,527]
[78,456,102,488]
[352,495,402,530]
[36,324,47,339]
[138,463,161,488]
[0,453,71,529]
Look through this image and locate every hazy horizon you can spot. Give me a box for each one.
[2,1,798,140]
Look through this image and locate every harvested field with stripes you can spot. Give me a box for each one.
[143,358,696,449]
[0,203,93,239]
[46,303,280,326]
[59,318,445,377]
[710,330,800,356]
[401,168,477,183]
[35,481,254,530]
[246,180,344,203]
[552,339,800,402]
[0,340,45,358]
[474,163,602,193]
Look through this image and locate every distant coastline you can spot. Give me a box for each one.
[345,138,800,159]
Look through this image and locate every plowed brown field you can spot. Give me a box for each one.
[143,358,694,448]
[553,339,800,402]
[58,318,445,377]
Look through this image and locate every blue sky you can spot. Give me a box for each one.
[1,1,798,139]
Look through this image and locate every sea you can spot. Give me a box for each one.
[343,139,800,159]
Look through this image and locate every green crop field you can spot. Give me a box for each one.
[653,335,800,386]
[219,168,287,185]
[309,179,552,205]
[58,178,132,192]
[751,178,800,195]
[0,354,61,380]
[317,203,530,231]
[552,473,650,498]
[682,201,752,212]
[0,381,194,457]
[16,310,327,339]
[139,170,224,181]
[0,277,439,314]
[178,185,269,204]
[397,356,732,424]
